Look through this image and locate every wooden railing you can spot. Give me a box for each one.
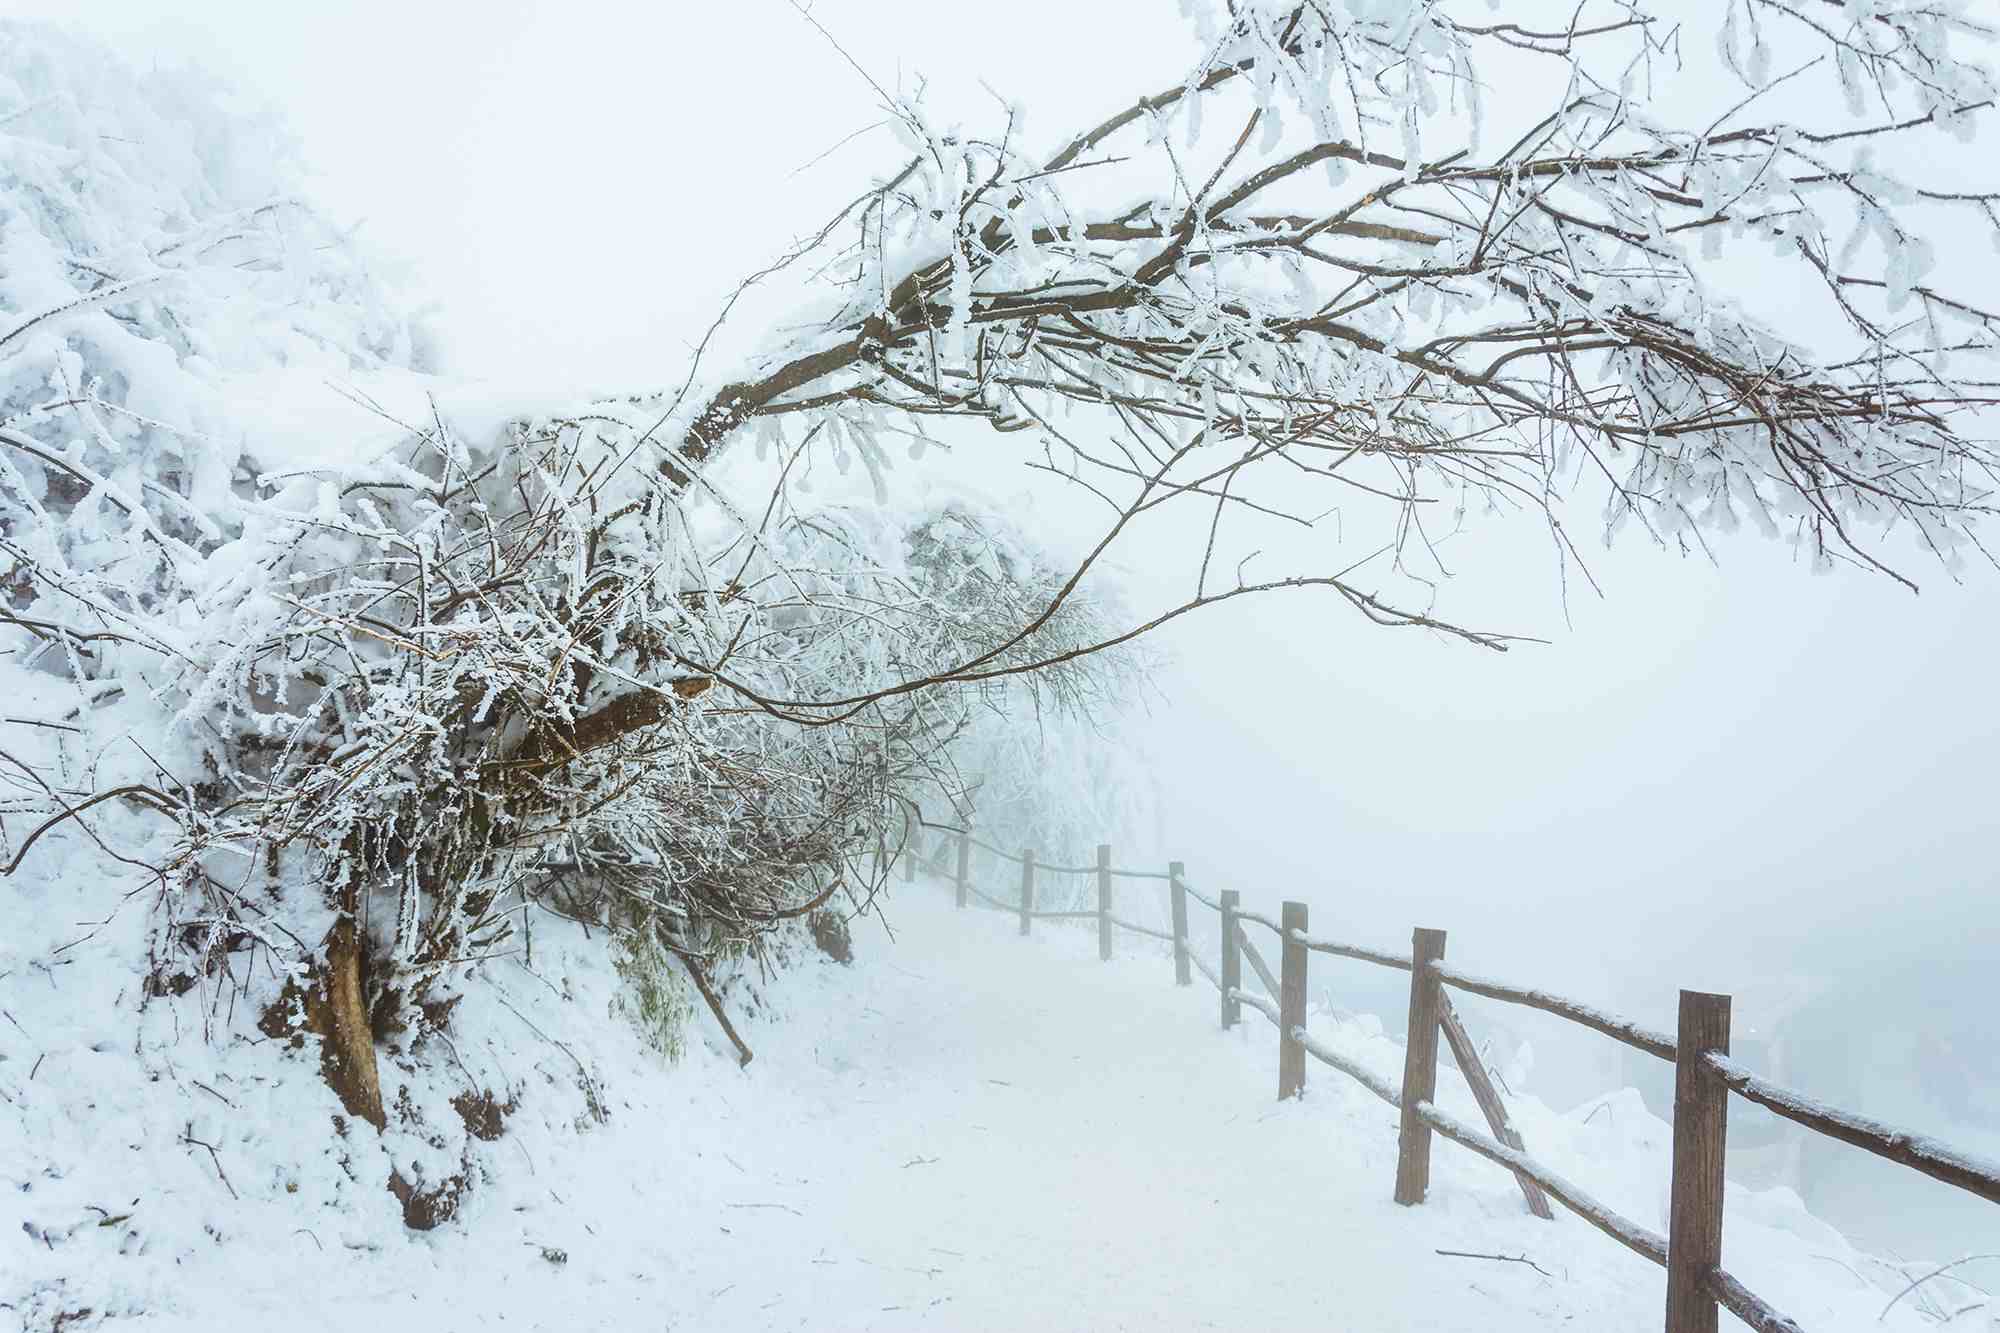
[907,826,2000,1333]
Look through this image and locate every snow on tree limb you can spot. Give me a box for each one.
[663,0,1998,676]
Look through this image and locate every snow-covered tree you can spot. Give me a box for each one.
[4,0,1999,1215]
[0,21,1146,1145]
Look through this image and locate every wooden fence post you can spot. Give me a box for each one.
[1665,990,1732,1333]
[1394,927,1448,1205]
[1277,901,1309,1098]
[953,832,970,909]
[1019,850,1035,936]
[1220,889,1241,1030]
[1096,844,1112,961]
[1169,861,1191,985]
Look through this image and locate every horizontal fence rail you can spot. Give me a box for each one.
[1418,1101,1664,1264]
[911,817,1168,878]
[901,823,1996,1333]
[1294,928,1411,972]
[1705,1267,1810,1333]
[1230,986,1282,1026]
[962,883,1015,913]
[1023,858,1102,875]
[1704,1053,2000,1206]
[1177,876,1222,911]
[1433,962,1677,1063]
[1294,1026,1402,1110]
[1107,915,1175,944]
[1233,905,1284,935]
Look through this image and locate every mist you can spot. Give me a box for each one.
[24,0,1997,1272]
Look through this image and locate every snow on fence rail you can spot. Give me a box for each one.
[1294,928,1412,973]
[1703,1053,2000,1208]
[1106,915,1175,943]
[1432,961,1676,1062]
[899,825,2000,1333]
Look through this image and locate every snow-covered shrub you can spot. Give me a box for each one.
[10,385,1141,1122]
[0,18,436,1126]
[0,22,420,618]
[0,21,1147,1177]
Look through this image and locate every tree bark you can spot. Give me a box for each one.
[305,916,386,1130]
[500,676,712,776]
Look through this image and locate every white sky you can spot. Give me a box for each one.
[30,0,1999,1099]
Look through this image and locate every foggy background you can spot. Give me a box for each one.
[29,0,1996,1262]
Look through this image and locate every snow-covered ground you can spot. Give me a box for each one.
[6,870,1973,1332]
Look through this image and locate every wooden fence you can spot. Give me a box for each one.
[904,826,2000,1333]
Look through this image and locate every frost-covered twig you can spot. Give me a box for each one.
[1434,1249,1556,1279]
[1879,1256,2000,1323]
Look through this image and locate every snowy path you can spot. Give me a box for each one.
[631,881,1669,1332]
[47,876,1928,1332]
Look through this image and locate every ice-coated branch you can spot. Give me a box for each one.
[654,0,1998,702]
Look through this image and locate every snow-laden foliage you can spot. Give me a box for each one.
[140,409,1133,1004]
[922,691,1160,889]
[894,504,1159,873]
[658,0,1999,648]
[0,23,419,611]
[0,21,1147,1161]
[3,371,1138,1124]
